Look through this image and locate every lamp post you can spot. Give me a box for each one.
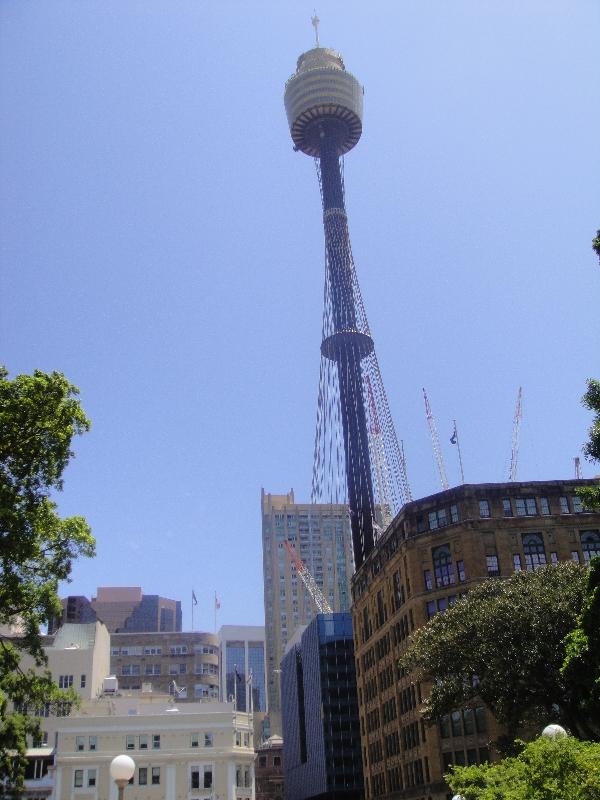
[541,723,567,739]
[110,754,135,800]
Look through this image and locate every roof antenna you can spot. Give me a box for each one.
[311,11,320,47]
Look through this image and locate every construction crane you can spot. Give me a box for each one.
[423,388,449,491]
[508,387,523,482]
[283,540,332,615]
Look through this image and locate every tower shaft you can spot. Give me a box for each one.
[319,127,375,570]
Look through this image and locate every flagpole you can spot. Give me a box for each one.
[234,664,238,711]
[214,591,216,634]
[191,589,194,632]
[453,420,465,484]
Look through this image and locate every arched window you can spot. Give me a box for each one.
[580,530,600,564]
[522,533,546,571]
[432,544,455,587]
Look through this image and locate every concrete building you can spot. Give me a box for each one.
[110,631,219,701]
[51,698,255,800]
[50,587,182,634]
[281,614,362,800]
[261,490,354,729]
[255,735,284,800]
[351,479,600,800]
[218,625,267,713]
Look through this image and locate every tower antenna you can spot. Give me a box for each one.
[508,386,523,482]
[423,388,449,491]
[311,11,320,47]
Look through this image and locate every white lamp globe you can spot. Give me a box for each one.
[451,795,466,800]
[110,754,136,782]
[541,723,567,739]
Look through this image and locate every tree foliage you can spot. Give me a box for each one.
[0,367,94,792]
[579,378,600,511]
[399,563,590,745]
[447,735,600,800]
[561,558,600,740]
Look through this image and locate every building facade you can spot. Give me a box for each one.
[110,631,219,701]
[255,736,284,800]
[52,699,255,800]
[50,587,182,634]
[281,614,362,800]
[261,490,354,727]
[351,479,600,800]
[218,625,267,713]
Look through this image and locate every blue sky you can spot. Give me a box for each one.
[2,1,599,630]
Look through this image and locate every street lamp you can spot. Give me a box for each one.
[110,754,135,800]
[541,723,567,739]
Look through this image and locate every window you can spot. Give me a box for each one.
[89,736,97,751]
[475,706,487,732]
[58,675,73,689]
[170,645,188,655]
[126,735,135,750]
[76,736,84,751]
[450,504,459,523]
[523,533,546,571]
[426,600,436,619]
[440,715,450,738]
[235,731,242,747]
[560,496,570,514]
[456,559,466,582]
[180,663,187,674]
[572,495,584,513]
[80,674,86,688]
[463,708,475,735]
[486,554,500,577]
[581,531,600,563]
[87,769,96,787]
[540,497,550,515]
[571,551,580,563]
[191,768,200,790]
[513,553,522,572]
[259,756,267,767]
[433,544,455,587]
[516,497,537,516]
[502,499,512,517]
[423,570,433,591]
[429,508,448,530]
[205,732,213,747]
[145,664,160,675]
[450,711,462,736]
[551,552,558,564]
[139,734,148,749]
[273,756,281,767]
[191,733,199,748]
[74,769,83,788]
[479,500,490,518]
[152,767,160,785]
[153,734,161,749]
[139,768,147,785]
[204,767,213,789]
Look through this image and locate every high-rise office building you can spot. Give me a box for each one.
[218,625,267,713]
[261,489,354,728]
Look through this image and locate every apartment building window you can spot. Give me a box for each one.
[513,554,522,572]
[80,674,86,688]
[152,734,160,749]
[89,736,97,751]
[572,495,584,513]
[126,735,135,750]
[429,508,448,530]
[426,601,436,619]
[450,504,459,523]
[540,497,550,515]
[87,769,96,787]
[144,646,162,655]
[58,675,73,689]
[523,533,546,571]
[516,497,537,516]
[152,767,160,785]
[139,735,148,749]
[456,560,466,582]
[559,496,570,514]
[170,645,188,655]
[486,554,500,577]
[502,499,512,517]
[191,733,199,747]
[479,500,490,518]
[75,736,84,751]
[138,768,147,785]
[145,664,160,675]
[571,551,580,563]
[205,732,213,747]
[204,767,213,788]
[73,770,83,788]
[433,544,455,587]
[423,570,433,591]
[581,531,600,563]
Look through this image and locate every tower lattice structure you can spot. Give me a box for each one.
[284,43,411,571]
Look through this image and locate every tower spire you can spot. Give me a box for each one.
[311,11,320,47]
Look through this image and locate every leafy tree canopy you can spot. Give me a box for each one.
[399,563,590,745]
[0,367,94,791]
[447,735,600,800]
[561,558,600,740]
[579,378,600,511]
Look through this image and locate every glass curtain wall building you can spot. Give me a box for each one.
[218,625,267,713]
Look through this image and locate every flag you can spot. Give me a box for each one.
[450,424,457,445]
[234,666,241,681]
[214,592,220,610]
[192,590,198,606]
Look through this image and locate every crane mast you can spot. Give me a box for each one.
[508,387,523,482]
[283,540,333,615]
[423,388,449,491]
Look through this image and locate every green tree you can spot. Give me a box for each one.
[561,558,600,740]
[447,735,600,800]
[0,367,95,793]
[399,563,592,746]
[578,378,600,511]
